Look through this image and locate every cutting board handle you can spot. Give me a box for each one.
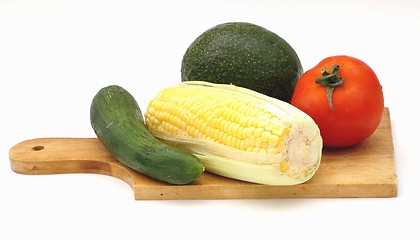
[9,138,139,187]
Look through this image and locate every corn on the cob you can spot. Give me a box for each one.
[145,81,322,185]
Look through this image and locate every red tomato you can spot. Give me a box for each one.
[291,55,384,147]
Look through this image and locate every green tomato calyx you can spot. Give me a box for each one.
[315,64,344,112]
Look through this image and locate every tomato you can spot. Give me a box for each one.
[291,55,384,147]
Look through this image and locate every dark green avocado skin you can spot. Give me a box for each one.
[181,22,303,103]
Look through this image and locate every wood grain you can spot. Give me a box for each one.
[9,108,397,200]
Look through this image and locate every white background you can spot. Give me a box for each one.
[1,0,419,239]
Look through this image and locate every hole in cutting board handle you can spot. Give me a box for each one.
[32,145,44,151]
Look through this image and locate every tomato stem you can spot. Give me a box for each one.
[315,64,344,112]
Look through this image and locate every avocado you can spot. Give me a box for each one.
[181,22,303,103]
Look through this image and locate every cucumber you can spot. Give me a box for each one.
[90,85,204,185]
[181,22,303,103]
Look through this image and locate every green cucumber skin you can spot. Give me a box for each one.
[90,85,204,185]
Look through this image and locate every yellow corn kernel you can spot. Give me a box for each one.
[268,134,280,147]
[245,126,255,138]
[280,160,290,172]
[261,131,271,142]
[254,127,264,137]
[255,138,262,148]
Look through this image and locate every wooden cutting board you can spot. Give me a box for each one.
[9,108,397,200]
